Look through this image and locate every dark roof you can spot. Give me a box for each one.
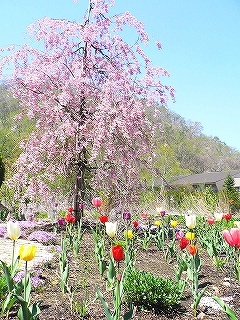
[171,170,240,190]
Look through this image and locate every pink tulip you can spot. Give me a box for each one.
[175,230,184,240]
[223,228,240,248]
[92,197,102,208]
[207,218,215,225]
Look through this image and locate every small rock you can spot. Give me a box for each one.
[224,277,230,281]
[223,281,231,287]
[197,311,206,319]
[211,285,219,295]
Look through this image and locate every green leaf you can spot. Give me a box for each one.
[25,273,32,304]
[1,260,14,291]
[1,294,16,315]
[193,286,208,311]
[29,301,42,319]
[16,298,33,320]
[99,260,107,276]
[96,286,114,320]
[122,303,133,320]
[107,257,116,284]
[212,295,238,320]
[11,255,20,277]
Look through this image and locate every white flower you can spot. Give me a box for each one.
[234,221,240,229]
[214,212,223,222]
[105,221,117,238]
[7,221,20,241]
[156,207,162,214]
[185,214,196,229]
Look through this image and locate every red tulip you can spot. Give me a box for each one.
[66,213,75,223]
[112,244,124,262]
[179,237,189,250]
[223,228,240,248]
[223,213,232,221]
[92,197,102,208]
[141,213,149,219]
[133,221,139,228]
[99,215,108,223]
[207,218,215,225]
[188,245,197,255]
[67,207,74,213]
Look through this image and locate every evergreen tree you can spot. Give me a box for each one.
[223,173,240,213]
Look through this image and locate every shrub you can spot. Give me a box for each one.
[123,268,182,313]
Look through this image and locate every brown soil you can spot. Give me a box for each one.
[2,223,240,320]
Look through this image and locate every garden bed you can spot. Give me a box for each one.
[1,219,240,320]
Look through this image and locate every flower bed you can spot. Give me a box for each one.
[0,210,240,319]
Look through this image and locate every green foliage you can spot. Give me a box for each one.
[0,154,4,187]
[203,187,218,212]
[222,174,240,213]
[0,267,7,299]
[212,296,238,320]
[0,209,9,221]
[123,268,182,312]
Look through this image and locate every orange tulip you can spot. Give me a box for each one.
[188,245,197,255]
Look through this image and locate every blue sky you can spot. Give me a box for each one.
[1,0,240,150]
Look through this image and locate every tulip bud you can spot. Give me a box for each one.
[214,212,223,222]
[112,244,124,262]
[170,220,178,228]
[92,197,102,208]
[207,218,215,225]
[185,232,195,241]
[154,220,161,227]
[105,221,117,238]
[123,211,131,220]
[19,245,37,261]
[7,221,20,241]
[185,214,196,229]
[124,229,133,239]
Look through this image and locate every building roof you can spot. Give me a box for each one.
[171,170,240,190]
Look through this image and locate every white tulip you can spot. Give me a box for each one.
[214,212,223,222]
[105,221,117,238]
[185,214,196,229]
[156,207,162,214]
[7,220,20,241]
[234,221,240,229]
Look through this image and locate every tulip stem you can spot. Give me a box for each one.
[24,261,28,302]
[229,250,234,296]
[11,240,15,270]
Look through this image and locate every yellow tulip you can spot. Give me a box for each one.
[185,232,195,241]
[124,230,133,239]
[154,220,161,227]
[19,245,36,261]
[7,221,20,241]
[170,220,178,228]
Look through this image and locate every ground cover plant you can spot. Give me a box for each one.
[1,203,240,320]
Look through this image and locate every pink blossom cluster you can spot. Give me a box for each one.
[1,0,174,204]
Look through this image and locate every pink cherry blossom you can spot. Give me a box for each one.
[1,0,174,215]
